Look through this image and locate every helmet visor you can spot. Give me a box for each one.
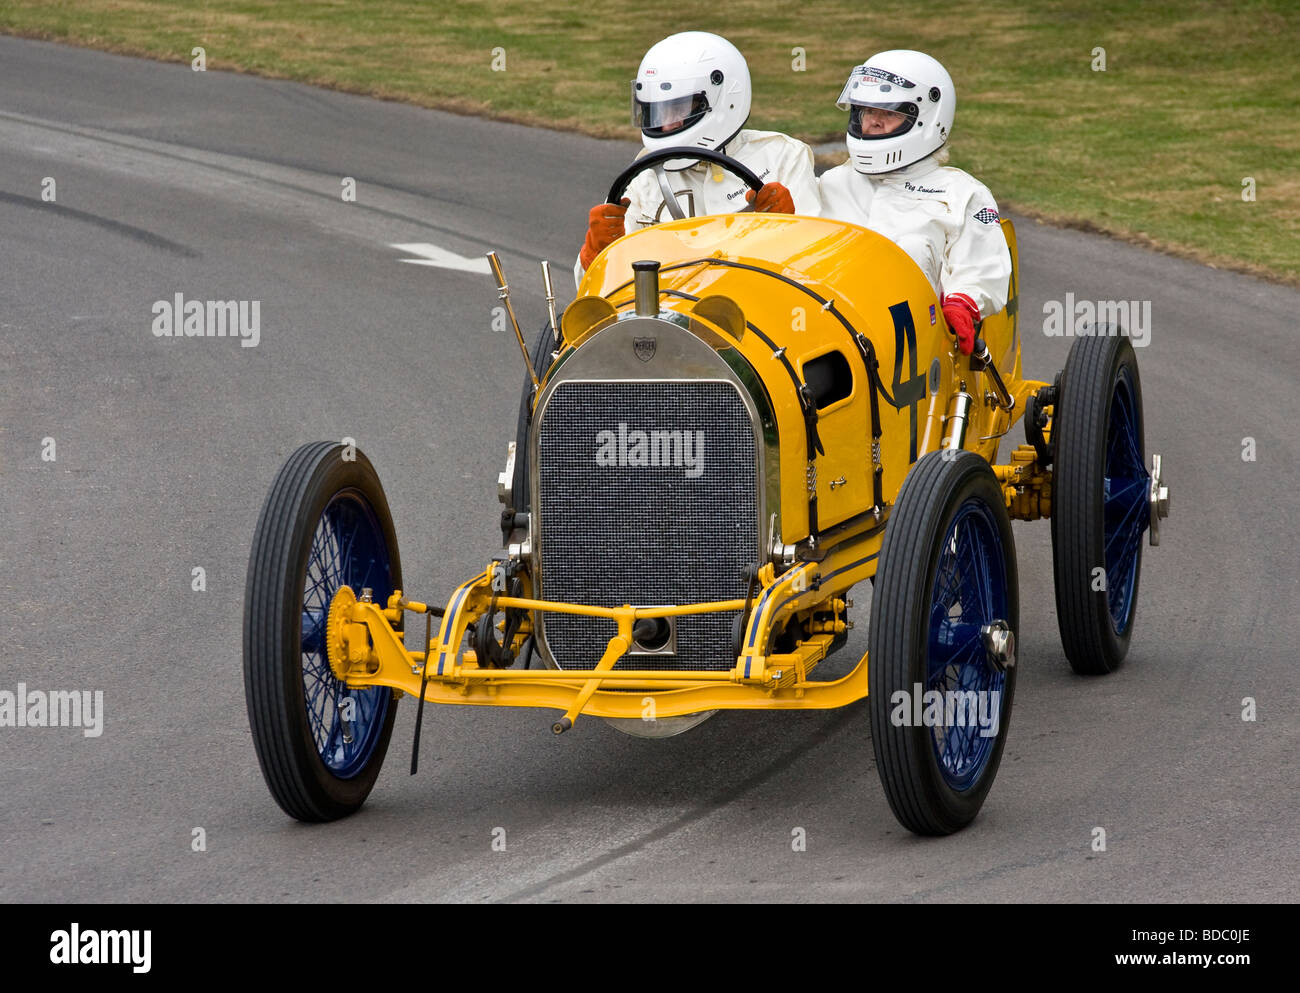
[631,80,711,137]
[836,64,918,109]
[847,101,919,140]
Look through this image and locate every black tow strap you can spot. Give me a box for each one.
[842,325,887,512]
[410,609,432,775]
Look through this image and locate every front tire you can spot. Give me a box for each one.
[869,451,1019,835]
[244,442,402,821]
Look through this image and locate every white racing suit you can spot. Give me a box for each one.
[574,128,821,287]
[817,153,1011,319]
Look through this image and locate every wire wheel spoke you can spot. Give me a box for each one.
[1104,477,1148,555]
[297,490,393,778]
[1107,530,1142,616]
[926,499,1006,791]
[1101,375,1146,632]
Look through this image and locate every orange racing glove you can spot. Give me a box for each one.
[744,182,795,214]
[579,198,630,268]
[942,292,981,356]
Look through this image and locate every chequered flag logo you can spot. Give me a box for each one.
[974,207,1000,224]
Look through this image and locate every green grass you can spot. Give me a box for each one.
[3,0,1296,282]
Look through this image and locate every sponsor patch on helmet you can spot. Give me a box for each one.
[974,207,1000,224]
[929,304,937,325]
[857,65,915,88]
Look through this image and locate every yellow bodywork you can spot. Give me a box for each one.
[330,213,1052,726]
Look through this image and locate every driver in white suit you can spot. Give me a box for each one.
[575,31,820,286]
[817,50,1011,356]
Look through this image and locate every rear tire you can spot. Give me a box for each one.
[869,451,1018,835]
[1051,331,1148,674]
[508,321,560,518]
[244,442,402,821]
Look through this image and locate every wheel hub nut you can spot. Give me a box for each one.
[981,620,1015,672]
[1148,453,1170,546]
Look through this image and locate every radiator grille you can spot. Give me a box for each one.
[537,380,758,671]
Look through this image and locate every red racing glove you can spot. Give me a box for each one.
[579,198,630,269]
[941,292,981,356]
[744,182,795,214]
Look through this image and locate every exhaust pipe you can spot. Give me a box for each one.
[633,260,660,317]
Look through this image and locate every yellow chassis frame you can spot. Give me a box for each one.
[328,377,1052,731]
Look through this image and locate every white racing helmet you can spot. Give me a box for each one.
[631,31,751,170]
[836,50,955,174]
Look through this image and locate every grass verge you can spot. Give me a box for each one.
[3,0,1295,284]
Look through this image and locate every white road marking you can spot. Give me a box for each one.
[391,242,491,274]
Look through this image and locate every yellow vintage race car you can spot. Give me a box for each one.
[243,148,1170,835]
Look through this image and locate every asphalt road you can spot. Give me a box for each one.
[1,36,1296,903]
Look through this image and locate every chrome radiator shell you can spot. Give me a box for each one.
[529,315,773,672]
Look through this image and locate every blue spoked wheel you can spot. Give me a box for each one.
[1052,331,1149,674]
[244,442,402,821]
[927,499,1011,792]
[869,450,1019,835]
[302,492,396,776]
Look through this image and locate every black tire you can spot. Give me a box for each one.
[869,450,1019,835]
[1051,331,1146,675]
[508,321,560,520]
[244,442,402,821]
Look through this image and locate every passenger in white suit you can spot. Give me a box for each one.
[817,50,1011,355]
